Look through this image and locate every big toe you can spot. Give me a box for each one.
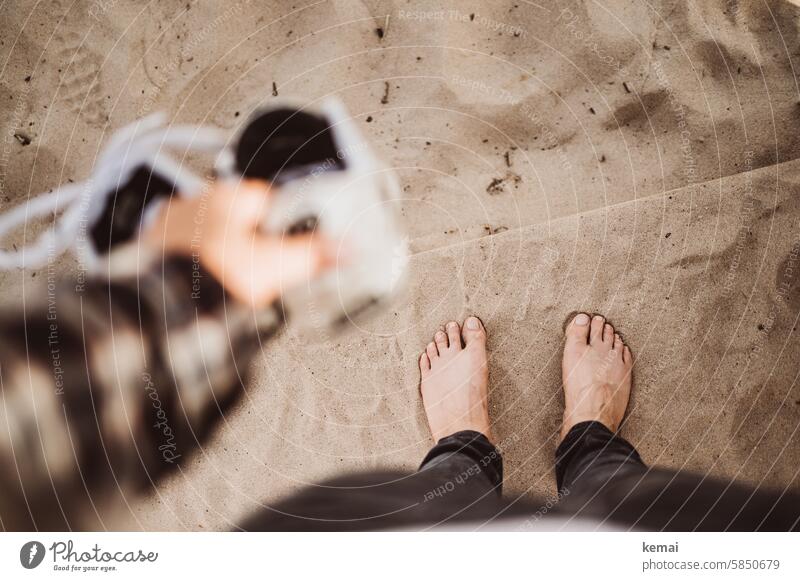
[565,312,591,346]
[462,316,487,346]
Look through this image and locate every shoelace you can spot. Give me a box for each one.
[0,113,226,270]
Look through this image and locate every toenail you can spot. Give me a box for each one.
[447,322,458,329]
[466,317,480,330]
[435,332,446,341]
[574,313,590,326]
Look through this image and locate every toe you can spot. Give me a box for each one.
[462,316,487,345]
[426,341,438,360]
[623,345,633,364]
[446,321,462,350]
[613,333,623,355]
[419,352,430,373]
[434,330,449,351]
[603,323,614,343]
[565,312,590,345]
[590,315,605,343]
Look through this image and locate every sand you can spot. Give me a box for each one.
[1,0,799,530]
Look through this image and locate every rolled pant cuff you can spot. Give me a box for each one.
[419,430,503,493]
[555,420,643,494]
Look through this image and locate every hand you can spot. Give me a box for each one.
[145,179,334,307]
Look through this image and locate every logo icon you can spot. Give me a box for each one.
[20,541,45,569]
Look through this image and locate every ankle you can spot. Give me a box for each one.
[560,412,616,441]
[436,421,492,444]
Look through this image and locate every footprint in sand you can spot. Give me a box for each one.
[53,30,108,126]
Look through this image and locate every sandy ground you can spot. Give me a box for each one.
[1,0,800,530]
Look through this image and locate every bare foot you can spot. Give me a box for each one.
[419,317,492,443]
[561,313,633,441]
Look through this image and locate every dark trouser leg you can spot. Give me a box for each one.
[240,430,504,531]
[556,420,645,496]
[554,421,800,531]
[418,429,503,500]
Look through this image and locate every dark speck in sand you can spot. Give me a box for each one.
[487,178,504,194]
[486,172,521,195]
[381,81,390,105]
